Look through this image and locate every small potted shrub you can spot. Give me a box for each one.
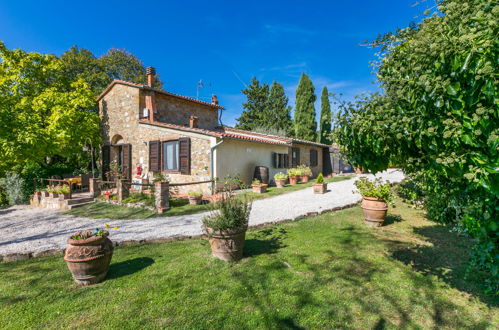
[313,173,327,194]
[47,185,57,198]
[64,227,114,285]
[287,168,301,185]
[298,165,312,183]
[274,172,287,188]
[251,179,267,193]
[354,177,394,227]
[202,194,251,262]
[187,191,203,205]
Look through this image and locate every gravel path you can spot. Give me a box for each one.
[0,169,404,257]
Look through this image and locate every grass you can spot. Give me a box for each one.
[1,199,497,329]
[66,176,352,220]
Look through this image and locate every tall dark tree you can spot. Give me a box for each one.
[319,86,332,144]
[294,73,317,141]
[267,81,293,136]
[236,77,269,130]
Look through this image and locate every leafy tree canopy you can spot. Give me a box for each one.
[236,77,269,130]
[334,0,498,292]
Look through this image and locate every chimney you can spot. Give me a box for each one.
[211,94,218,105]
[189,116,199,128]
[146,66,156,87]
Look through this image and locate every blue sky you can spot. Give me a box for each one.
[0,0,428,126]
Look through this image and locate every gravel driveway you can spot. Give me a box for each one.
[0,169,404,258]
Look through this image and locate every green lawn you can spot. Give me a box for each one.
[1,200,497,329]
[66,176,352,219]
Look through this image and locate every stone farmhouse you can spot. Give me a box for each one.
[98,67,333,195]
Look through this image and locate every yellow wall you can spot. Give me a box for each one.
[215,140,289,185]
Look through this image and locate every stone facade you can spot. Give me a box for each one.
[292,144,324,177]
[99,84,214,195]
[151,93,219,130]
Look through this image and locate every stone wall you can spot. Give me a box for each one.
[293,144,324,177]
[99,85,215,195]
[151,93,219,130]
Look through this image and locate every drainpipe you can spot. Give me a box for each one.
[210,138,225,194]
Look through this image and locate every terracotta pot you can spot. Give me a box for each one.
[301,175,310,183]
[360,197,388,227]
[289,176,299,185]
[252,184,267,193]
[48,192,57,198]
[64,234,114,285]
[274,179,286,188]
[188,195,202,205]
[207,227,247,262]
[313,183,327,194]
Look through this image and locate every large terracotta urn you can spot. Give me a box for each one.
[64,233,114,285]
[360,197,388,227]
[207,227,247,262]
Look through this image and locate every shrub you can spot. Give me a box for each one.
[395,177,425,209]
[0,172,27,205]
[274,172,287,180]
[122,193,155,207]
[187,191,202,197]
[297,165,312,176]
[152,172,169,183]
[70,229,109,240]
[202,194,251,232]
[0,185,8,207]
[252,179,261,186]
[354,177,393,205]
[287,168,301,177]
[316,173,324,184]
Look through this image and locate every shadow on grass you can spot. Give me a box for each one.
[389,224,498,307]
[244,227,287,258]
[383,214,404,226]
[107,257,154,280]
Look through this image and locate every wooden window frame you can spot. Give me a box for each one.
[161,140,181,173]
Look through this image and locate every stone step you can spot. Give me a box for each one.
[66,201,94,210]
[65,197,94,205]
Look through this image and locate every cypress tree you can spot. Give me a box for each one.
[268,81,293,136]
[294,73,317,141]
[319,86,332,144]
[236,77,269,130]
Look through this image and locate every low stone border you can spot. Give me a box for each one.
[0,202,360,264]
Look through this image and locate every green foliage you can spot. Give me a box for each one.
[395,177,425,208]
[0,42,101,176]
[268,81,293,136]
[287,168,301,177]
[297,165,312,176]
[70,229,109,240]
[187,191,202,197]
[316,173,324,184]
[152,172,169,183]
[294,73,317,141]
[274,172,288,180]
[0,172,27,205]
[319,87,332,144]
[252,179,261,186]
[202,194,251,232]
[334,0,498,292]
[46,184,70,194]
[0,185,8,206]
[236,78,269,130]
[354,177,394,205]
[122,192,155,207]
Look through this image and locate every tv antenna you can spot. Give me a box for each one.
[196,79,212,100]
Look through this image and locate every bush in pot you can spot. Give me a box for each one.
[354,177,394,227]
[64,227,115,285]
[202,194,251,262]
[274,172,287,188]
[313,173,327,194]
[251,179,267,193]
[287,168,301,185]
[187,191,203,205]
[298,165,312,182]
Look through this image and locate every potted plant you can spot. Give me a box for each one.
[103,190,112,201]
[202,194,251,262]
[274,172,287,188]
[354,177,394,227]
[313,173,327,194]
[187,191,203,205]
[287,168,301,185]
[64,227,114,285]
[298,165,312,183]
[47,185,57,198]
[58,184,71,200]
[251,179,267,193]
